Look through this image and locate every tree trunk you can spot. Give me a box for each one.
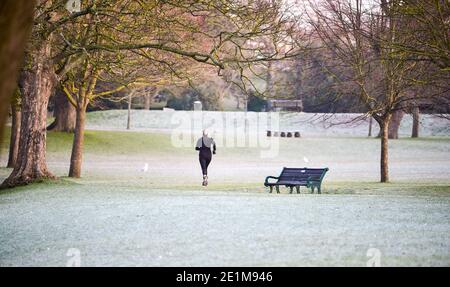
[127,91,132,130]
[0,0,35,149]
[377,110,404,139]
[47,88,76,132]
[380,120,390,183]
[2,41,56,187]
[68,106,86,178]
[411,106,419,138]
[144,93,151,110]
[266,60,273,98]
[368,116,373,137]
[388,109,404,139]
[7,104,21,168]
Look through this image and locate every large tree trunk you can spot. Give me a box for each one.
[388,109,404,139]
[411,106,419,138]
[380,119,390,183]
[47,88,76,132]
[2,40,56,188]
[7,104,21,168]
[68,106,86,178]
[0,0,35,148]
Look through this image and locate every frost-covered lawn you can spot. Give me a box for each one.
[0,182,449,267]
[0,110,449,266]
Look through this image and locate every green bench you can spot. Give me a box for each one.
[264,167,329,194]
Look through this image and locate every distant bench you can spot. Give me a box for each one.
[264,167,329,194]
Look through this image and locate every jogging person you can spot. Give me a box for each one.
[195,130,216,186]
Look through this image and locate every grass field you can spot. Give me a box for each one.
[0,110,449,266]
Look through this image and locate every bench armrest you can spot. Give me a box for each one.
[306,176,321,186]
[264,176,279,186]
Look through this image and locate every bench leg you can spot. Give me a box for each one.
[289,186,293,194]
[276,186,280,194]
[269,186,273,193]
[296,186,300,194]
[310,186,314,194]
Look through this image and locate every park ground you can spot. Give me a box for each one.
[0,111,449,266]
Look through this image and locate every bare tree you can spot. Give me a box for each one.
[61,0,305,179]
[308,0,427,182]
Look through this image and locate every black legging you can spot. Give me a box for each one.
[199,151,212,176]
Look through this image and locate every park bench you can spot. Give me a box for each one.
[264,167,329,194]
